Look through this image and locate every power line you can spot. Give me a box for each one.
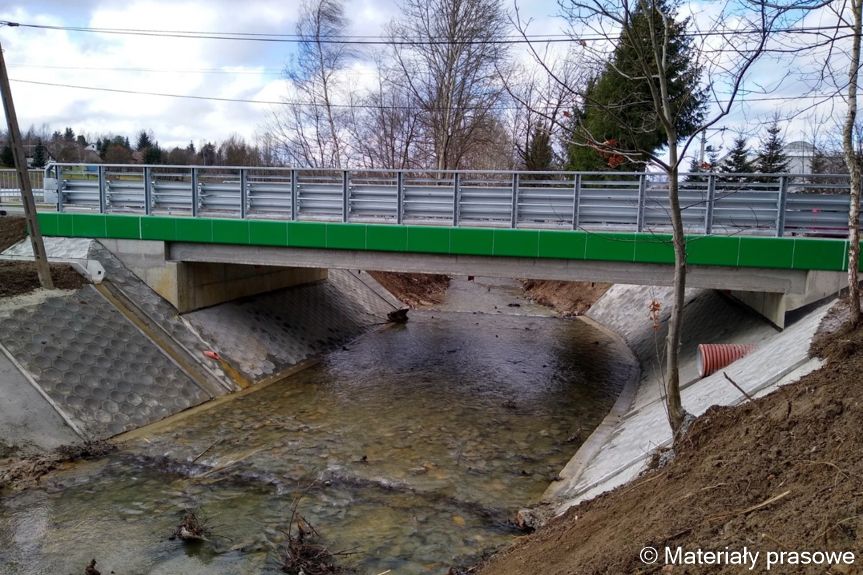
[10,77,852,110]
[12,64,285,76]
[0,19,854,46]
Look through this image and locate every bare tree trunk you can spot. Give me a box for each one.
[665,141,687,433]
[845,0,862,326]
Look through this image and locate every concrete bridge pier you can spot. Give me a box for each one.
[100,239,327,313]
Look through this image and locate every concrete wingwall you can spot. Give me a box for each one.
[544,284,833,511]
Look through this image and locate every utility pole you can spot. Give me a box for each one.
[0,39,53,288]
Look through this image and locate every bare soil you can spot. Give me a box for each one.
[479,301,863,575]
[0,215,86,297]
[368,271,450,308]
[0,216,27,252]
[0,261,87,297]
[521,280,611,316]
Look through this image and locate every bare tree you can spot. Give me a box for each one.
[499,53,584,168]
[841,0,863,325]
[269,0,353,168]
[348,54,422,169]
[390,0,511,170]
[518,0,821,434]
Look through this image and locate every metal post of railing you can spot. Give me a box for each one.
[240,168,248,219]
[143,166,152,216]
[511,172,520,228]
[396,171,404,224]
[572,173,581,230]
[453,172,461,226]
[97,165,106,214]
[55,164,63,213]
[704,174,716,235]
[290,169,298,220]
[775,175,788,237]
[636,174,647,232]
[342,170,349,223]
[190,167,199,217]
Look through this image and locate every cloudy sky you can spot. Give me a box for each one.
[0,0,854,156]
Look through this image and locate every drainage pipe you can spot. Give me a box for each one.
[697,343,757,378]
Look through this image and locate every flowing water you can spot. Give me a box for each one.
[0,308,634,575]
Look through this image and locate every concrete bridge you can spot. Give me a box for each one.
[19,163,863,325]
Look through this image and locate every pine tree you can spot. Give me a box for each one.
[0,145,13,167]
[136,130,153,152]
[144,145,162,164]
[719,136,754,182]
[755,119,790,175]
[568,0,706,171]
[684,155,705,183]
[524,125,554,172]
[32,140,47,168]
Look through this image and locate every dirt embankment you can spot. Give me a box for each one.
[368,271,450,308]
[521,280,611,316]
[0,216,87,297]
[0,216,27,252]
[479,301,863,575]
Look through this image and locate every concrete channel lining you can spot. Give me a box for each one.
[545,291,833,511]
[0,286,212,439]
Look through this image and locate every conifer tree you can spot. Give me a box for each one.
[720,136,754,182]
[755,119,790,174]
[567,0,706,171]
[32,140,47,168]
[0,145,13,167]
[524,125,554,172]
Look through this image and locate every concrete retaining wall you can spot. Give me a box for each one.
[544,285,833,512]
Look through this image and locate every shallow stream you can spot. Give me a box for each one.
[0,309,633,574]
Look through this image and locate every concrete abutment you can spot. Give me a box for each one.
[99,238,328,312]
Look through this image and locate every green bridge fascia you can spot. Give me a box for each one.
[36,212,859,272]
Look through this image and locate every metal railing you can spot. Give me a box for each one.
[0,169,45,201]
[41,163,863,238]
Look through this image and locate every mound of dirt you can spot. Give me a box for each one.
[368,271,449,308]
[0,216,27,252]
[521,280,611,316]
[0,261,87,297]
[479,301,863,575]
[0,216,84,297]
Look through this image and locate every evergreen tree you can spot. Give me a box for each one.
[524,125,554,172]
[568,0,706,171]
[720,136,754,181]
[136,130,153,151]
[684,154,705,183]
[755,119,790,175]
[0,145,13,167]
[63,127,75,142]
[144,145,162,164]
[32,140,47,168]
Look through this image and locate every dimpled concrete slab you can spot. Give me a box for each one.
[184,269,396,381]
[88,242,237,392]
[0,287,210,439]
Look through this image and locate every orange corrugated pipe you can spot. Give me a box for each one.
[697,343,757,378]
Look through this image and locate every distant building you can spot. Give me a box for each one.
[784,141,816,175]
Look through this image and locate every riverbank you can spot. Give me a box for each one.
[479,298,861,575]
